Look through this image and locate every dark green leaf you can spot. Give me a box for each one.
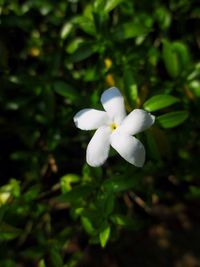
[0,222,22,241]
[57,185,93,202]
[102,174,141,193]
[69,43,97,63]
[146,129,161,160]
[113,22,150,40]
[49,247,63,267]
[103,193,115,216]
[54,81,79,102]
[110,214,143,230]
[188,186,200,198]
[157,111,189,128]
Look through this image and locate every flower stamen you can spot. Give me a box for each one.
[110,123,117,131]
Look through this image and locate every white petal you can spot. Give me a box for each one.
[74,109,109,130]
[110,130,145,167]
[119,109,155,135]
[86,126,111,167]
[101,87,126,124]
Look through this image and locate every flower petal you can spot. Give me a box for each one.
[101,87,126,124]
[110,130,145,167]
[119,109,155,135]
[86,126,111,167]
[74,109,109,130]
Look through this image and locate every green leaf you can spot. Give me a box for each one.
[44,85,55,122]
[162,40,190,77]
[157,111,189,128]
[20,246,44,261]
[0,222,22,241]
[0,0,5,6]
[188,80,200,97]
[188,186,200,198]
[54,81,79,102]
[94,0,105,12]
[60,174,80,193]
[9,179,21,197]
[102,174,141,193]
[110,214,142,230]
[74,16,96,35]
[0,179,20,205]
[38,259,46,267]
[57,185,93,203]
[123,68,138,106]
[104,0,122,13]
[81,216,95,235]
[146,129,161,160]
[82,164,102,183]
[103,193,115,216]
[66,38,84,54]
[113,21,150,40]
[99,223,110,248]
[162,40,180,78]
[69,43,97,63]
[172,41,190,68]
[110,214,129,226]
[155,7,171,29]
[60,22,73,39]
[49,246,63,267]
[143,94,179,112]
[95,192,115,218]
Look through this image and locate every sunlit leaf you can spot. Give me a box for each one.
[104,0,122,13]
[74,16,96,35]
[66,38,84,54]
[60,22,73,39]
[38,259,46,267]
[143,94,179,112]
[99,222,110,248]
[60,174,80,193]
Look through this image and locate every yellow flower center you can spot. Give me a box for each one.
[110,123,117,131]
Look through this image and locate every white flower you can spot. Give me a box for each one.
[74,87,155,167]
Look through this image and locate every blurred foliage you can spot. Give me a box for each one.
[0,0,200,266]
